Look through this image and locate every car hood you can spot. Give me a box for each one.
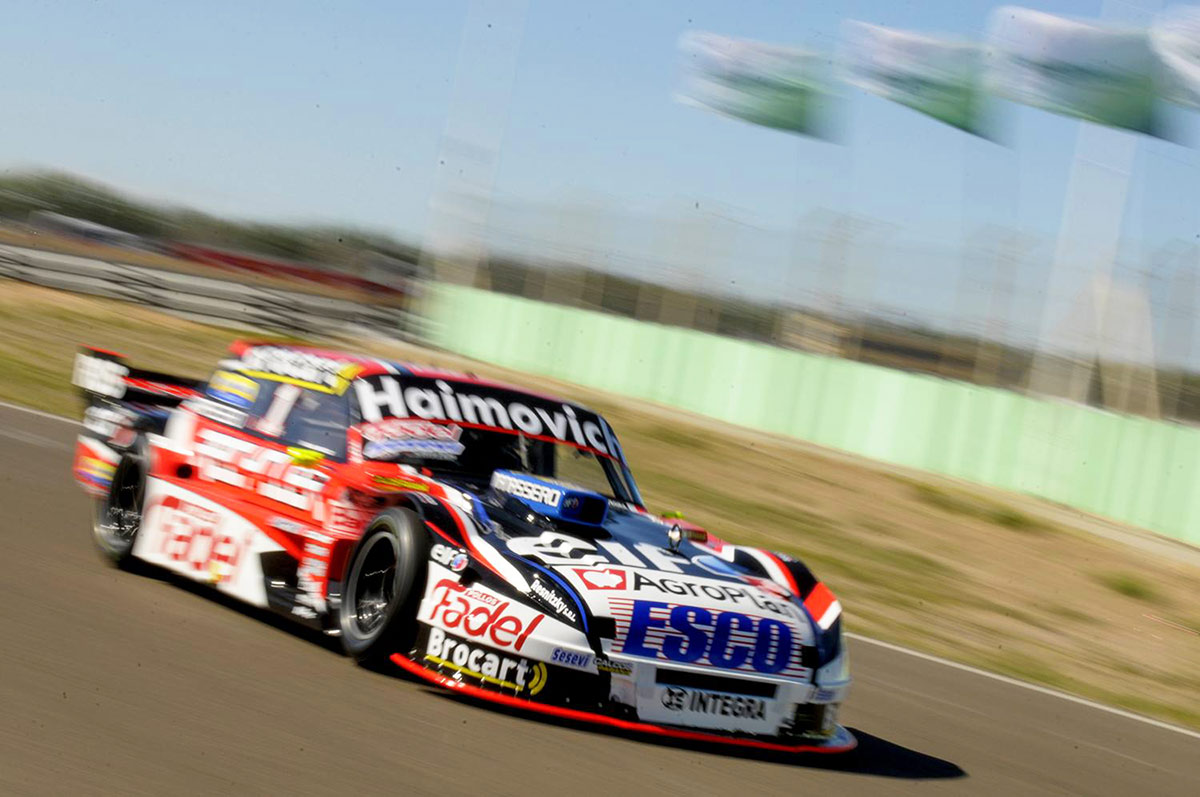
[453,482,821,680]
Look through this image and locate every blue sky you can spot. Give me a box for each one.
[2,1,1198,356]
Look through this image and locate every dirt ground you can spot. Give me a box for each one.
[2,279,1198,728]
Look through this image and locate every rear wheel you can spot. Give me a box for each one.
[339,508,427,666]
[92,444,147,567]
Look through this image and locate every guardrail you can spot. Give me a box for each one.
[0,244,421,339]
[426,283,1200,547]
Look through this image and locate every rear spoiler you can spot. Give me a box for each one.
[72,346,204,407]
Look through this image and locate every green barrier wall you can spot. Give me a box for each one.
[426,284,1200,545]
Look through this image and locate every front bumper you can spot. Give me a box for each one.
[391,631,855,754]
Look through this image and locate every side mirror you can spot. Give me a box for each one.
[660,511,708,543]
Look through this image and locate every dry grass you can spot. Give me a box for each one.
[4,279,1200,729]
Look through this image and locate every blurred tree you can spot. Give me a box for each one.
[0,171,422,273]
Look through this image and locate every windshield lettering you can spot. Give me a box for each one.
[355,375,609,456]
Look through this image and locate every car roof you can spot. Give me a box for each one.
[229,340,592,411]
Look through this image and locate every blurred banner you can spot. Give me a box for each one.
[677,31,837,139]
[840,21,991,137]
[985,6,1164,136]
[1151,5,1200,108]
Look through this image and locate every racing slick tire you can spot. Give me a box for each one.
[339,507,428,667]
[91,439,148,568]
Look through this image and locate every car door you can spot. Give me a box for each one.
[142,371,350,598]
[198,372,350,523]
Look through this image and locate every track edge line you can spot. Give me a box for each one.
[846,631,1200,741]
[0,399,78,424]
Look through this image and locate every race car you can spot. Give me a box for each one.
[71,341,853,754]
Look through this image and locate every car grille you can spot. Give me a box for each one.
[655,668,778,698]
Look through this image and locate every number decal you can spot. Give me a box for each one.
[254,383,302,437]
[72,353,128,398]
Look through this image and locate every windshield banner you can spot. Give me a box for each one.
[353,375,615,457]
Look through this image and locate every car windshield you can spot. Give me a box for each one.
[360,422,637,503]
[351,373,642,503]
[204,369,350,459]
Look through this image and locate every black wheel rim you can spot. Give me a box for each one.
[352,533,399,637]
[100,461,143,546]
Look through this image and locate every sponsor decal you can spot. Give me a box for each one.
[354,375,614,456]
[206,370,259,409]
[630,571,788,615]
[507,532,608,567]
[660,686,767,720]
[595,657,633,676]
[550,648,593,670]
[617,600,797,675]
[76,455,116,487]
[82,405,126,438]
[151,495,243,583]
[370,475,431,493]
[363,438,462,460]
[573,567,627,590]
[295,539,330,614]
[270,517,334,542]
[327,501,371,535]
[507,532,802,614]
[269,516,307,535]
[252,383,301,438]
[359,419,465,461]
[427,579,545,652]
[431,543,469,572]
[529,577,578,623]
[72,352,128,398]
[191,429,324,510]
[509,533,802,616]
[183,397,248,428]
[425,627,547,695]
[490,472,564,508]
[507,531,688,573]
[239,346,360,392]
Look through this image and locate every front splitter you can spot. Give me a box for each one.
[390,652,856,754]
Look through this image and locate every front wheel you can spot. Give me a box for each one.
[339,508,427,666]
[92,445,147,567]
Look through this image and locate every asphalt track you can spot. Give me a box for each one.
[1,403,1198,796]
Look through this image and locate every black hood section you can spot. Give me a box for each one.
[451,477,781,586]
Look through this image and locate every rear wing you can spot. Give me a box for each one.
[72,347,204,408]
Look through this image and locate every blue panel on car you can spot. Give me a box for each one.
[490,470,609,526]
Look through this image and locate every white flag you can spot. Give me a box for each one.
[985,6,1163,136]
[1151,5,1200,108]
[677,31,838,140]
[841,21,990,137]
